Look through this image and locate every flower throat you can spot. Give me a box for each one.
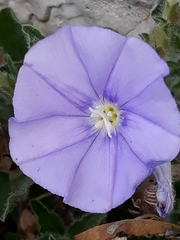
[89,103,119,138]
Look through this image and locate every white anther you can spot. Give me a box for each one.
[107,111,112,117]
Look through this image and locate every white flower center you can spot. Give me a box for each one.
[89,103,119,138]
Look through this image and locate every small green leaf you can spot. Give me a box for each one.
[34,233,63,240]
[139,33,150,43]
[0,71,14,124]
[1,193,18,221]
[6,54,18,78]
[149,26,168,55]
[151,0,165,22]
[173,35,180,51]
[0,99,13,125]
[167,61,180,69]
[0,70,14,96]
[11,172,33,195]
[30,200,65,235]
[0,172,32,221]
[0,172,13,221]
[165,196,180,224]
[162,0,179,21]
[165,66,180,88]
[22,25,44,47]
[68,213,106,239]
[0,60,22,79]
[0,8,29,62]
[5,232,22,240]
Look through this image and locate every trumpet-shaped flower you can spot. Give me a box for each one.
[8,26,180,213]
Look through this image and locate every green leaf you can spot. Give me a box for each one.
[0,172,32,221]
[0,172,14,221]
[22,25,44,47]
[34,233,63,240]
[0,71,14,124]
[173,35,180,51]
[0,70,14,96]
[149,26,168,55]
[68,213,106,239]
[6,54,18,78]
[162,0,179,21]
[165,197,180,224]
[139,33,150,43]
[0,8,29,62]
[11,172,33,195]
[165,66,180,89]
[0,98,13,125]
[151,0,165,22]
[167,61,180,69]
[5,232,22,240]
[0,60,22,80]
[30,200,65,235]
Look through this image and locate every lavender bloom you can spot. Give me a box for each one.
[8,26,180,213]
[153,162,174,217]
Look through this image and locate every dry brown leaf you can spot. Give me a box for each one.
[0,128,12,172]
[172,164,180,181]
[18,208,37,239]
[75,219,180,240]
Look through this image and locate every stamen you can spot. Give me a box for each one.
[107,111,112,117]
[89,102,119,138]
[95,120,103,128]
[103,119,112,138]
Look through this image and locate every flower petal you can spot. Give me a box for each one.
[13,66,89,122]
[104,37,169,105]
[122,78,180,136]
[9,116,95,163]
[70,26,126,97]
[120,111,180,165]
[112,135,151,207]
[23,26,98,102]
[18,137,96,197]
[64,134,117,213]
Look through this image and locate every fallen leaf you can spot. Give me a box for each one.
[75,219,180,240]
[19,208,37,239]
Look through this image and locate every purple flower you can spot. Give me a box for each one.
[8,26,180,213]
[153,162,174,217]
